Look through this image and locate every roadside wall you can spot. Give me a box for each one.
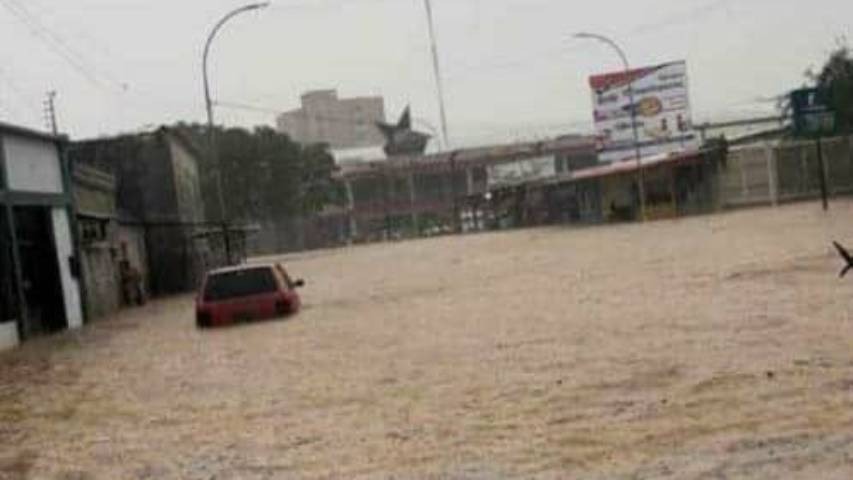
[718,135,853,208]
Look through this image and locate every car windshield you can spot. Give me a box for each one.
[203,267,277,302]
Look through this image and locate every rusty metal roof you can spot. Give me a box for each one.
[337,135,596,179]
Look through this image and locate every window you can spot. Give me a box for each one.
[203,267,277,302]
[79,217,109,244]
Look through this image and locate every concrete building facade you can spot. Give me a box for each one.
[0,122,85,351]
[72,162,122,320]
[336,136,599,241]
[277,90,386,149]
[72,127,220,297]
[70,157,150,321]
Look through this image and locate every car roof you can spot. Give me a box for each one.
[206,263,281,276]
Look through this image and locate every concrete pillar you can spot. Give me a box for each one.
[801,143,810,195]
[4,203,26,343]
[766,145,778,206]
[344,180,358,242]
[465,167,475,196]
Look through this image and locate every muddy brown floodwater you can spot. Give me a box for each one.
[3,202,853,479]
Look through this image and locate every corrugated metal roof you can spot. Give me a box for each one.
[338,135,596,179]
[557,149,706,184]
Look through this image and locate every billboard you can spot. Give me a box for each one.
[589,60,698,164]
[487,156,556,189]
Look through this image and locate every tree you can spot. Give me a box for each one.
[172,122,341,223]
[809,43,853,132]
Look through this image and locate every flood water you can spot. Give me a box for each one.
[2,201,853,479]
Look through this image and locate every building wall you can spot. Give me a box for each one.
[122,132,204,295]
[715,135,853,208]
[3,135,63,193]
[139,135,179,222]
[72,130,208,297]
[144,225,198,294]
[74,164,115,215]
[277,90,386,149]
[718,146,773,207]
[167,136,205,224]
[80,243,119,319]
[117,224,147,281]
[73,158,122,320]
[0,322,18,351]
[697,117,787,143]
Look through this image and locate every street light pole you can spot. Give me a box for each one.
[574,32,646,221]
[423,0,450,148]
[202,2,270,264]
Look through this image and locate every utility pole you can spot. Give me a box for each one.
[43,91,58,134]
[423,0,450,148]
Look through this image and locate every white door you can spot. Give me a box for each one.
[51,208,83,329]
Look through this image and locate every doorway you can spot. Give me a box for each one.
[13,206,67,338]
[0,209,18,324]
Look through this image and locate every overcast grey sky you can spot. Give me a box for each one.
[0,0,850,146]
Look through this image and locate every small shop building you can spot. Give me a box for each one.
[1,122,84,351]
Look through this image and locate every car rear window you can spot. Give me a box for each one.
[203,267,278,302]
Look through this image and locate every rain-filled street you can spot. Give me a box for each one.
[3,201,853,479]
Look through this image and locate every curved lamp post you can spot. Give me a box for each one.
[202,2,269,262]
[574,32,646,221]
[423,0,450,148]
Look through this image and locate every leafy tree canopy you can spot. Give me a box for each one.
[808,42,853,132]
[172,122,342,223]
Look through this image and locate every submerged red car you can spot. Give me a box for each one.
[196,263,304,328]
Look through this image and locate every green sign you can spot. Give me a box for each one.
[790,88,837,137]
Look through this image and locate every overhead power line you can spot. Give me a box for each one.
[0,0,125,91]
[0,67,43,125]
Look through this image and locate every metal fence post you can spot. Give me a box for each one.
[849,135,853,192]
[738,154,749,199]
[817,137,829,211]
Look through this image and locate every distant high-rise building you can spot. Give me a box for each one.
[276,90,386,149]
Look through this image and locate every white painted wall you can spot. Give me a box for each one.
[3,134,63,193]
[0,322,19,351]
[51,208,83,329]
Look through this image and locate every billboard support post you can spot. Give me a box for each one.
[817,137,829,211]
[626,80,646,221]
[790,87,837,212]
[575,32,646,220]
